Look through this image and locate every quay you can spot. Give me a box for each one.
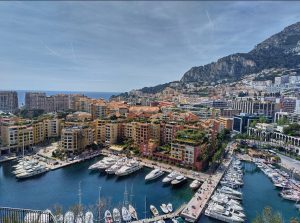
[180,143,234,222]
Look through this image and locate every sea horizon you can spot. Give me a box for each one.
[9,90,121,106]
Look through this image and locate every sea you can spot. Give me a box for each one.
[16,90,120,106]
[0,159,299,222]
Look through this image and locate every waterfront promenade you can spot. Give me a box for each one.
[180,143,234,222]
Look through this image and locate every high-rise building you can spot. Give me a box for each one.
[0,91,18,113]
[25,92,47,110]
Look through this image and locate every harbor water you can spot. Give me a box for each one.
[0,159,299,222]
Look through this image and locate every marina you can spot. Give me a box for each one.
[1,149,300,222]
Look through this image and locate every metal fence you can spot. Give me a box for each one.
[0,207,57,223]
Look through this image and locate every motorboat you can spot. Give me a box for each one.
[115,160,142,176]
[105,158,127,174]
[171,175,187,185]
[172,219,179,223]
[205,202,244,223]
[112,208,121,223]
[145,168,164,181]
[280,190,300,201]
[122,207,132,222]
[16,165,48,179]
[157,220,165,223]
[64,211,75,223]
[218,186,242,197]
[97,157,118,171]
[160,203,169,214]
[226,207,246,219]
[104,210,113,223]
[150,205,159,216]
[128,204,138,219]
[85,211,94,223]
[167,203,173,212]
[55,214,64,223]
[88,160,103,170]
[189,180,201,189]
[39,209,52,223]
[211,193,243,211]
[162,171,179,184]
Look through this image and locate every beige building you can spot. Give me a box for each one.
[61,126,94,153]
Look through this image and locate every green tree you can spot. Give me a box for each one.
[252,207,283,223]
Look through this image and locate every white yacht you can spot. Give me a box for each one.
[218,186,242,197]
[211,194,243,211]
[205,203,244,223]
[88,160,103,170]
[115,160,142,176]
[98,157,118,171]
[128,204,138,219]
[150,205,159,216]
[167,203,173,212]
[104,210,113,223]
[162,171,179,184]
[145,168,164,181]
[189,180,201,189]
[280,190,300,201]
[122,207,132,222]
[160,203,169,214]
[171,175,187,185]
[16,165,48,179]
[85,211,94,223]
[113,208,121,223]
[106,158,127,174]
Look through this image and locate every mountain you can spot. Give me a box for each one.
[181,22,300,84]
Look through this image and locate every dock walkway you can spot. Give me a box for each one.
[180,143,234,222]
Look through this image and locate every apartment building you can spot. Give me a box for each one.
[218,117,233,130]
[25,92,47,110]
[43,119,61,138]
[1,125,34,153]
[160,122,183,144]
[105,123,118,145]
[232,98,278,117]
[281,97,296,113]
[61,126,94,153]
[0,91,18,113]
[53,94,70,111]
[32,121,45,144]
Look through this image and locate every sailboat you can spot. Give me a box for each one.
[85,211,94,223]
[122,184,132,222]
[64,211,75,223]
[104,210,113,223]
[128,184,138,220]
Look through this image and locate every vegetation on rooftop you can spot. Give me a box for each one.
[175,129,207,144]
[283,123,300,137]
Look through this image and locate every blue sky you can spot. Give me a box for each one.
[0,1,300,92]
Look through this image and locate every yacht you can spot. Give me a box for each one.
[150,205,159,216]
[98,157,118,171]
[113,208,121,223]
[172,219,179,223]
[211,194,243,211]
[205,203,244,223]
[88,160,103,170]
[295,203,300,211]
[280,190,300,201]
[171,175,187,185]
[64,211,75,223]
[75,212,84,223]
[160,203,169,214]
[128,204,138,219]
[145,168,164,181]
[104,210,113,223]
[16,165,48,179]
[122,207,132,222]
[115,160,142,176]
[106,158,127,174]
[85,211,94,223]
[162,171,179,184]
[167,203,173,212]
[189,180,201,189]
[226,207,246,219]
[218,186,242,197]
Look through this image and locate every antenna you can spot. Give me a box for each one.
[98,186,102,223]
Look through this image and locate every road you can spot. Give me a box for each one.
[277,153,300,174]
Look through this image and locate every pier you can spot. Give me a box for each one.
[180,143,234,222]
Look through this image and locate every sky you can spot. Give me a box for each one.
[0,1,300,92]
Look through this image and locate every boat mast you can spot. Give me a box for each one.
[123,183,129,208]
[130,184,134,205]
[144,196,147,220]
[98,186,102,223]
[78,181,82,207]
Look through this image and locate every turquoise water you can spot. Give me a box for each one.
[0,157,193,218]
[0,159,299,222]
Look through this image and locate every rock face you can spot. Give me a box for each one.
[181,22,300,84]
